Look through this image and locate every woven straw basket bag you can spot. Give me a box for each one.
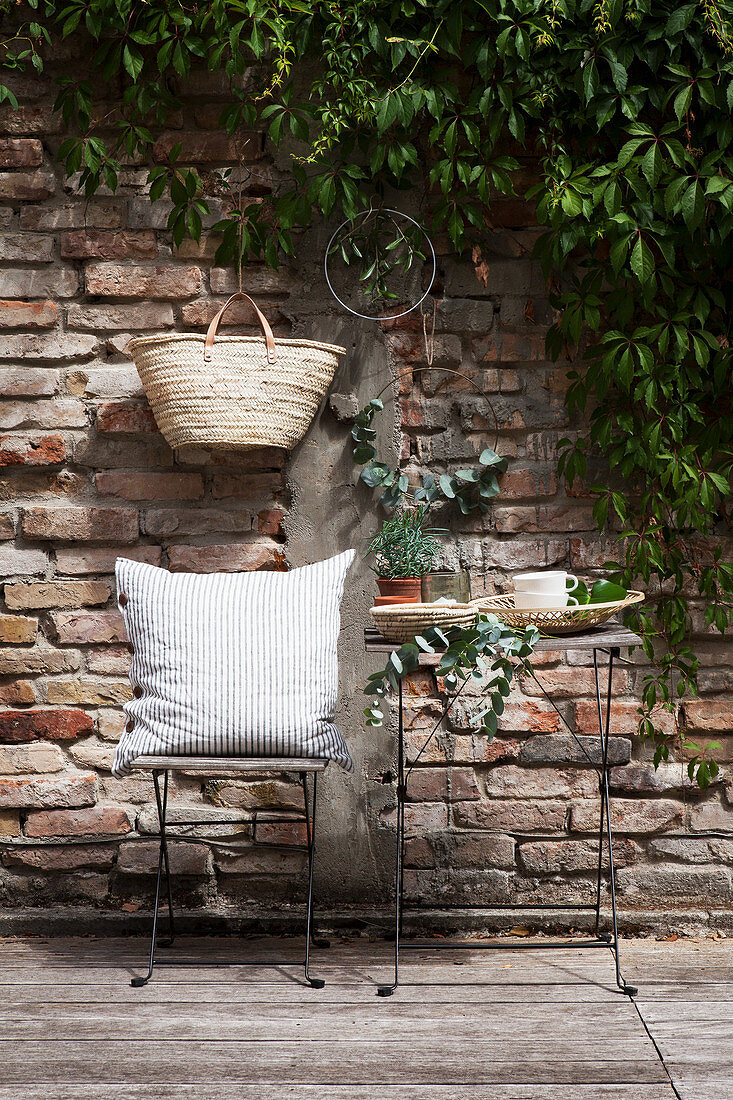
[127,291,346,451]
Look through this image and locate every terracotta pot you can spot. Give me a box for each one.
[374,577,422,606]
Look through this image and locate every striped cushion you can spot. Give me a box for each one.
[111,550,355,777]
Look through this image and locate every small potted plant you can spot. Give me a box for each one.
[367,506,439,606]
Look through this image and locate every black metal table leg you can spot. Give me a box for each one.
[594,647,637,997]
[303,770,327,988]
[378,677,404,997]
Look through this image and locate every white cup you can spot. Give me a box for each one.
[513,570,579,598]
[514,589,579,609]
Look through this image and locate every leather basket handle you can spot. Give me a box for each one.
[203,292,276,364]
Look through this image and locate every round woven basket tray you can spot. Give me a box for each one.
[469,591,644,634]
[369,603,477,644]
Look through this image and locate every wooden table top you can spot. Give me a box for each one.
[364,621,642,659]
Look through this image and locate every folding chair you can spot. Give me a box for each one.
[128,755,329,989]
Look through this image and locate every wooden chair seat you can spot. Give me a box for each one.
[130,755,329,774]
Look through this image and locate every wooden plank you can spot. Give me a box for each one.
[0,1086,679,1100]
[130,756,328,773]
[0,1041,668,1085]
[0,983,633,1005]
[0,1001,645,1042]
[364,624,641,655]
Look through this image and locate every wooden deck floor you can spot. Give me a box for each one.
[0,934,730,1099]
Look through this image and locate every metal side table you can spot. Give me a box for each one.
[365,623,641,998]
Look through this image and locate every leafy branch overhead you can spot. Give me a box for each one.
[3,0,732,781]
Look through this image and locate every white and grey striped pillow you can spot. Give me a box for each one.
[111,551,355,777]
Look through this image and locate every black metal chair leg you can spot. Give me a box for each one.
[303,771,326,988]
[594,649,637,997]
[131,769,170,987]
[378,679,403,997]
[157,770,175,947]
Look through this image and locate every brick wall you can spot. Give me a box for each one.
[0,60,731,934]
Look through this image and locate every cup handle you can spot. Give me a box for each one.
[566,574,579,592]
[566,595,579,607]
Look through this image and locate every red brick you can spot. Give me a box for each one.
[519,838,638,874]
[25,803,131,838]
[95,470,203,501]
[153,131,262,163]
[84,263,201,299]
[144,508,253,538]
[60,229,157,260]
[0,102,61,135]
[0,368,58,397]
[0,300,57,328]
[180,299,285,327]
[4,580,110,610]
[0,433,64,466]
[452,735,522,765]
[3,845,115,870]
[257,508,284,536]
[683,700,733,734]
[0,809,19,835]
[484,765,597,799]
[66,303,174,331]
[85,647,131,675]
[96,402,158,434]
[479,330,547,363]
[0,681,36,705]
[253,819,307,846]
[0,614,37,644]
[46,680,132,705]
[494,504,594,534]
[21,506,138,543]
[575,700,676,738]
[55,546,161,575]
[570,798,683,834]
[20,203,122,231]
[167,541,277,573]
[211,472,283,501]
[117,840,210,875]
[0,233,54,262]
[0,742,64,774]
[0,138,42,167]
[0,709,93,743]
[0,772,96,809]
[0,398,85,431]
[498,467,557,499]
[498,702,562,733]
[0,170,55,201]
[454,798,566,832]
[50,610,127,645]
[0,649,80,676]
[521,667,628,698]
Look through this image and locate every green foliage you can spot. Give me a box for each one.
[352,397,508,512]
[364,614,539,739]
[4,0,732,782]
[366,505,439,579]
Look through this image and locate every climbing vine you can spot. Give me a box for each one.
[3,0,733,780]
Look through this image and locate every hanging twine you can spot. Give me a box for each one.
[422,297,437,365]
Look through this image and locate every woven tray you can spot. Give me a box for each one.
[369,603,477,644]
[470,591,644,634]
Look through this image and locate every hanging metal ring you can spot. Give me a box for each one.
[324,208,437,321]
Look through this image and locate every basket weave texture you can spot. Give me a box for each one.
[369,603,477,644]
[470,591,644,634]
[128,293,345,452]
